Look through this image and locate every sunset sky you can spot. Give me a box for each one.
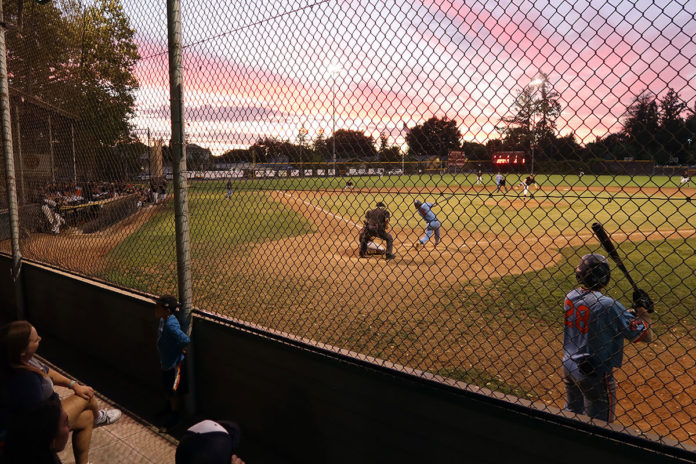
[123,0,696,155]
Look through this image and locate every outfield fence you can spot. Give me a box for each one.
[2,0,696,452]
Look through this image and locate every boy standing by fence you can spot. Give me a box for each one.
[155,295,191,431]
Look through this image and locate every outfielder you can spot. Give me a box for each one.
[413,200,441,248]
[562,253,654,422]
[359,201,395,260]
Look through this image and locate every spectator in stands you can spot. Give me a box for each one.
[3,396,70,463]
[175,419,245,464]
[154,295,191,431]
[0,321,121,464]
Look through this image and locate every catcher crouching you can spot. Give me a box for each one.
[359,201,395,260]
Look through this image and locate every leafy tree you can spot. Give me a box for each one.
[377,132,402,162]
[6,0,140,178]
[533,73,561,144]
[499,73,561,161]
[658,88,688,163]
[312,129,329,161]
[405,116,461,159]
[461,141,488,161]
[539,134,582,162]
[219,148,252,163]
[325,129,376,160]
[622,90,659,160]
[187,144,212,171]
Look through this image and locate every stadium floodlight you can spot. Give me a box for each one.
[328,64,342,174]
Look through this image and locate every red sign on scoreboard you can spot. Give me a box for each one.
[448,151,467,167]
[492,151,526,165]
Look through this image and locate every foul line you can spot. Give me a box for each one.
[279,191,363,230]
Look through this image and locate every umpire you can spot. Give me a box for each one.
[359,201,395,260]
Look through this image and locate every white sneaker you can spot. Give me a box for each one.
[94,408,122,427]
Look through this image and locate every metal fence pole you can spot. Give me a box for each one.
[0,0,24,319]
[167,0,192,334]
[167,0,195,417]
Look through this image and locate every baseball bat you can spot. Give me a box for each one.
[440,192,455,202]
[591,222,638,290]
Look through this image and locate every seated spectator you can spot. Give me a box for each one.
[0,321,121,464]
[3,396,70,463]
[175,419,245,464]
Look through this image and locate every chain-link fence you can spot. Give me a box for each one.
[1,0,696,450]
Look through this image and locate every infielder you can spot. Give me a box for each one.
[562,253,654,422]
[225,179,232,199]
[413,200,440,248]
[359,201,395,260]
[522,174,537,196]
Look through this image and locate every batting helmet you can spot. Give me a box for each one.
[376,201,385,208]
[575,253,610,290]
[414,200,422,208]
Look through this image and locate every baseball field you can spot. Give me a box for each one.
[9,173,696,446]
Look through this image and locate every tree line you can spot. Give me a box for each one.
[216,75,696,170]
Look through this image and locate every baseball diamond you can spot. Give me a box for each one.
[3,177,696,445]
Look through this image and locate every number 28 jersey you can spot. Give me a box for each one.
[563,288,650,370]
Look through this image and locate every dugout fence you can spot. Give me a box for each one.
[1,0,696,454]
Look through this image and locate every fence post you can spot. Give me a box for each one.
[167,0,196,415]
[0,0,24,320]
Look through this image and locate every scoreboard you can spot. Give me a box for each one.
[492,151,526,165]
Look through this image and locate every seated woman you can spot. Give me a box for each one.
[0,321,121,464]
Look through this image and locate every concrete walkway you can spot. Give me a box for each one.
[55,385,176,464]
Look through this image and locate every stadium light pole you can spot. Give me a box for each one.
[328,63,342,174]
[528,77,544,175]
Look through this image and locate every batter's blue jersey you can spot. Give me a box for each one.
[418,202,438,223]
[563,288,649,371]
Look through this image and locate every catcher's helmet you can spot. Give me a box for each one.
[576,253,610,290]
[414,200,422,208]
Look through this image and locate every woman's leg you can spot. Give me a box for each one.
[62,396,95,464]
[63,393,99,418]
